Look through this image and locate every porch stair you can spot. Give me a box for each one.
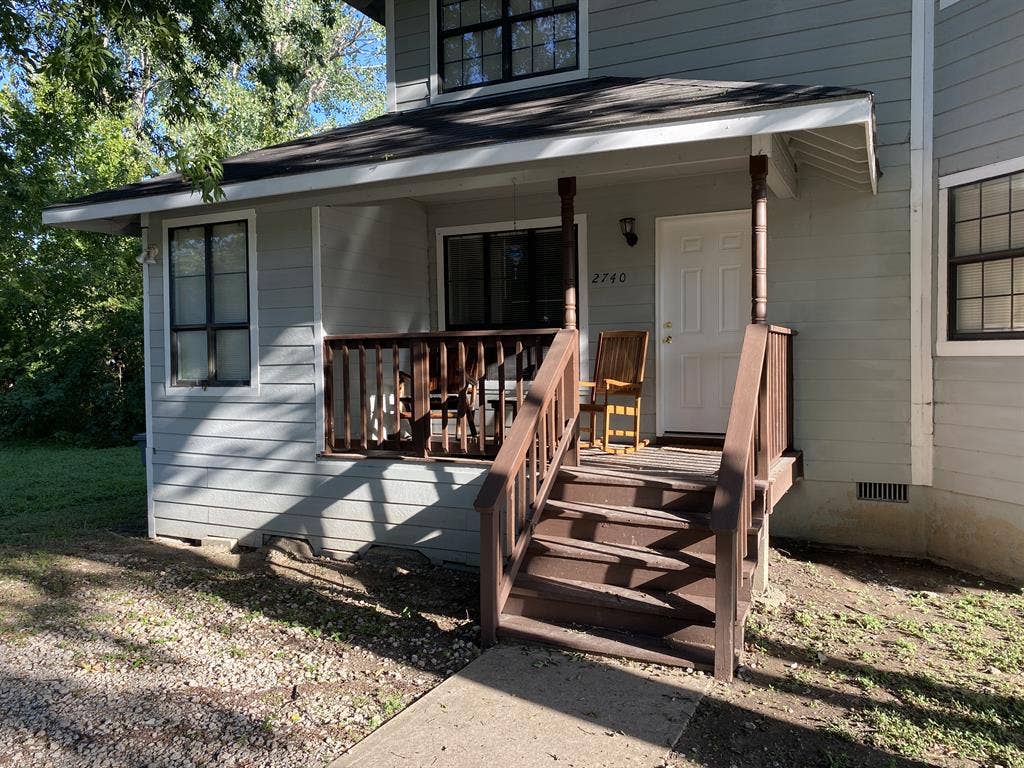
[473,323,799,682]
[493,462,789,671]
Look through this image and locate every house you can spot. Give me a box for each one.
[43,0,1024,681]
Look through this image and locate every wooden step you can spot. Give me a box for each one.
[524,534,756,597]
[553,466,717,512]
[498,614,715,670]
[537,499,758,555]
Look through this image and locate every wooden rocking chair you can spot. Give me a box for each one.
[579,330,650,455]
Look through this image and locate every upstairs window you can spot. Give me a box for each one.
[438,0,579,93]
[948,171,1024,340]
[444,225,574,329]
[168,221,252,386]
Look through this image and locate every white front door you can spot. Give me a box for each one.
[657,211,750,435]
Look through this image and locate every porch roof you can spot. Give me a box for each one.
[43,76,877,234]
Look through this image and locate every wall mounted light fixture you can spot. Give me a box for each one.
[619,217,638,247]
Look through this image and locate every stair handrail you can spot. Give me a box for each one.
[474,327,580,647]
[711,323,794,682]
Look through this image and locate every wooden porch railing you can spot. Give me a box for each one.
[322,329,557,458]
[473,327,580,645]
[711,324,794,682]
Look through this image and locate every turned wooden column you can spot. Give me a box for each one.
[558,176,578,330]
[750,155,769,325]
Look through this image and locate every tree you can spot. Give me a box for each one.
[1,0,383,193]
[0,0,383,444]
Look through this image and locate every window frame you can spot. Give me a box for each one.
[938,157,1024,357]
[162,209,260,393]
[426,0,588,105]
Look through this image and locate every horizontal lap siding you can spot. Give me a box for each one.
[148,202,481,563]
[394,0,431,111]
[934,0,1024,175]
[931,1,1024,508]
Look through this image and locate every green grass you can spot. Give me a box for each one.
[0,443,146,543]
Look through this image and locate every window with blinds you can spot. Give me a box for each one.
[168,220,252,386]
[443,225,572,330]
[948,171,1024,340]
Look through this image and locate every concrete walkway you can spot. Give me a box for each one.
[329,644,709,768]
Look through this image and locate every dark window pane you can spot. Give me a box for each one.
[488,232,531,325]
[216,329,250,381]
[211,222,246,273]
[176,331,208,381]
[171,227,205,276]
[447,235,485,326]
[532,228,564,327]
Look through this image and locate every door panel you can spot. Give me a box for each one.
[658,212,749,434]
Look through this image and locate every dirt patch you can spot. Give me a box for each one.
[668,543,1024,768]
[0,533,479,767]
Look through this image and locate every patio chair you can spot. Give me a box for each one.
[397,344,484,441]
[579,330,650,455]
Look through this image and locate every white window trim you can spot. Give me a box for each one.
[936,155,1024,357]
[426,0,589,106]
[161,208,261,394]
[434,214,590,375]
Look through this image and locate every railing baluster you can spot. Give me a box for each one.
[392,342,401,448]
[496,339,506,448]
[440,340,449,455]
[375,343,384,448]
[515,339,524,418]
[459,341,469,454]
[323,342,335,453]
[476,339,486,455]
[341,345,351,451]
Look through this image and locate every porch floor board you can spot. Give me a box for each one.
[580,445,722,484]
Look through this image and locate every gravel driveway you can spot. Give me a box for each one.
[0,535,479,767]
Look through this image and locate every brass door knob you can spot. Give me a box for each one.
[663,335,673,344]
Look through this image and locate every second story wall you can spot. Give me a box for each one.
[934,0,1024,175]
[392,0,431,111]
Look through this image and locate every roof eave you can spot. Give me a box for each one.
[42,94,876,233]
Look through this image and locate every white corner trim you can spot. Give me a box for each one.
[42,96,876,227]
[935,186,1024,357]
[909,0,934,487]
[385,0,397,112]
[161,208,261,396]
[141,213,156,539]
[434,214,590,375]
[937,0,965,9]
[312,206,326,454]
[426,0,590,107]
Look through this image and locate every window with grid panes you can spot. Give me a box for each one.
[948,171,1024,340]
[438,0,579,93]
[168,221,252,386]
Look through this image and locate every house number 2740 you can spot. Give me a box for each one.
[592,272,628,284]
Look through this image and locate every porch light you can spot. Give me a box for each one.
[619,217,638,247]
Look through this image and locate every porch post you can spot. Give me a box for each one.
[558,176,578,330]
[750,155,769,325]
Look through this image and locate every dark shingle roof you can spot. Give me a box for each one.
[345,0,384,23]
[47,76,870,211]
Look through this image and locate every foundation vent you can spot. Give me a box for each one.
[856,482,909,503]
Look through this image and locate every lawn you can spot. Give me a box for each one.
[670,544,1024,768]
[0,443,147,542]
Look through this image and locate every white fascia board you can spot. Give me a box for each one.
[42,96,875,227]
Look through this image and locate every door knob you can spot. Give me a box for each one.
[663,335,673,344]
[664,321,673,329]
